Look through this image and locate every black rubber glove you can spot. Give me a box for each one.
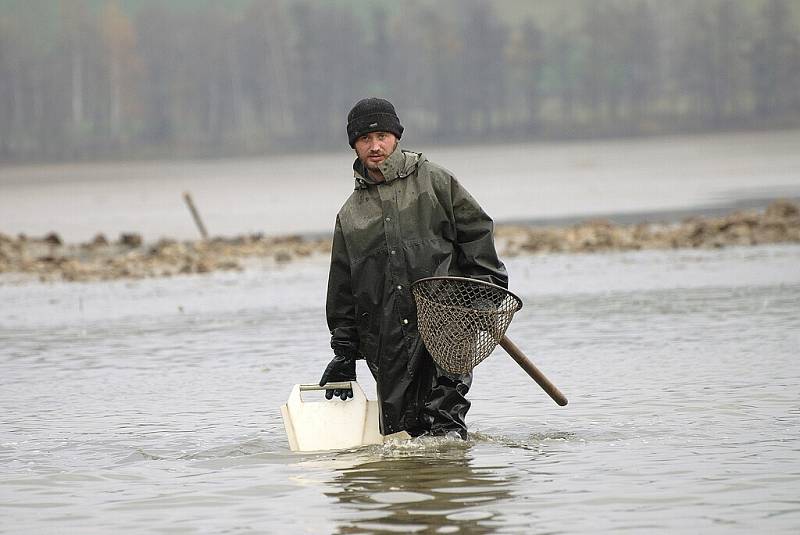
[319,353,356,400]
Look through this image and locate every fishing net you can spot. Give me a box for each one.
[411,276,523,374]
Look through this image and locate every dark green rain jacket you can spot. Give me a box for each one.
[326,147,508,435]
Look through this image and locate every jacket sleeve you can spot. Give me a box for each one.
[326,215,361,358]
[450,176,509,289]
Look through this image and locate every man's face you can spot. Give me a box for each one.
[354,132,398,174]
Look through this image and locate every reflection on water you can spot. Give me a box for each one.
[325,441,515,534]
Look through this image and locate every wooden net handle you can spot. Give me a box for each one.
[499,336,568,406]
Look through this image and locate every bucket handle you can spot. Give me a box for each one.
[299,381,353,391]
[289,381,367,405]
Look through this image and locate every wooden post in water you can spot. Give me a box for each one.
[183,192,209,240]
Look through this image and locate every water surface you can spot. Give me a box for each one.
[1,244,799,533]
[2,129,799,242]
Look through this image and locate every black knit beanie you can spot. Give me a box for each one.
[346,97,404,147]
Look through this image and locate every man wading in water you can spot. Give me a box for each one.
[319,98,508,439]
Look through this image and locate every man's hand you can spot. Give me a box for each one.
[319,353,356,400]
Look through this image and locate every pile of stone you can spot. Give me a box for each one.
[1,199,798,283]
[0,232,331,283]
[497,199,800,256]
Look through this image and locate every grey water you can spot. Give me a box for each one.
[1,244,799,533]
[2,129,800,242]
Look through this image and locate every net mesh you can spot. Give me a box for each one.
[411,277,522,374]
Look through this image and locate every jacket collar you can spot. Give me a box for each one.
[353,148,423,190]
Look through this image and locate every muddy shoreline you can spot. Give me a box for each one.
[1,200,798,284]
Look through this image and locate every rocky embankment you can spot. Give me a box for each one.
[1,199,798,283]
[0,233,331,283]
[497,199,800,255]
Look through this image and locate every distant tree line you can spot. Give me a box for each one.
[0,0,798,162]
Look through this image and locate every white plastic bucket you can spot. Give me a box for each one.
[281,381,408,452]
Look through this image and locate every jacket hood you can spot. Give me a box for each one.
[353,148,425,189]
